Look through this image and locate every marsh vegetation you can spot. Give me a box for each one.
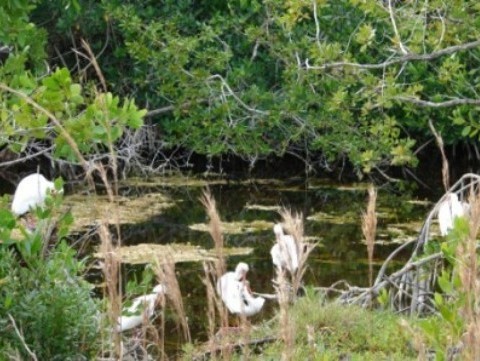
[2,0,480,359]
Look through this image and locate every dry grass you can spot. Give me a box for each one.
[98,221,122,358]
[362,184,377,287]
[428,118,450,191]
[278,208,315,296]
[458,189,480,360]
[273,208,315,361]
[274,267,294,361]
[199,188,233,359]
[154,259,191,343]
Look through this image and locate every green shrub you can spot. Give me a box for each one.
[0,191,101,360]
[0,242,101,360]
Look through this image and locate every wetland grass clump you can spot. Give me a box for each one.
[238,290,417,361]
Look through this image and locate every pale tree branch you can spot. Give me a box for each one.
[305,39,480,71]
[396,96,480,108]
[387,0,408,55]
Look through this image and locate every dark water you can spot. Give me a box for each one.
[108,176,432,352]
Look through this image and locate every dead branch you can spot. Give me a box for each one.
[339,173,480,314]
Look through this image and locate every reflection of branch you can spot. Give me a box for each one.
[396,96,480,108]
[305,39,480,70]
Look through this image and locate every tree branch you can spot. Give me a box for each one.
[396,96,480,108]
[305,39,480,71]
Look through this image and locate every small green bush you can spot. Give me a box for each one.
[0,242,101,360]
[0,190,101,360]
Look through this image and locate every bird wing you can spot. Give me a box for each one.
[218,273,246,314]
[270,244,284,269]
[438,200,453,236]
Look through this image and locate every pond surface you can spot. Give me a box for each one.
[91,175,434,352]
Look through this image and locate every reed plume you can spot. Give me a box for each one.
[200,188,231,359]
[274,208,314,361]
[362,184,377,287]
[154,259,191,343]
[279,208,315,296]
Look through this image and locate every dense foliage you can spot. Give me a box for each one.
[2,1,480,174]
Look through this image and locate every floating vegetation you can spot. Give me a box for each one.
[406,199,432,206]
[306,211,358,225]
[121,175,286,189]
[243,204,282,212]
[65,192,175,231]
[94,243,253,265]
[189,219,273,234]
[121,175,228,188]
[307,180,370,192]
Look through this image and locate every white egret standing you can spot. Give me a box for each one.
[437,193,465,236]
[11,173,57,230]
[217,262,265,317]
[11,173,56,215]
[117,284,166,332]
[270,223,299,273]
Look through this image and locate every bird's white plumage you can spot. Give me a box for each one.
[217,262,265,317]
[11,173,55,216]
[270,224,299,273]
[438,193,465,236]
[117,284,165,332]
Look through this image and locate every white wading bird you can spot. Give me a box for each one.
[117,284,166,332]
[217,262,265,317]
[437,193,465,236]
[11,173,57,230]
[270,223,299,273]
[11,173,56,215]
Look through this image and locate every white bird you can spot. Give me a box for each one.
[217,262,265,317]
[438,193,465,236]
[117,284,165,332]
[270,224,299,273]
[11,173,56,216]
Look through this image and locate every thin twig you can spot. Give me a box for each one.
[8,314,38,361]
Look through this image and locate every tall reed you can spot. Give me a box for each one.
[199,189,231,359]
[362,184,377,287]
[278,208,315,296]
[274,266,294,361]
[458,189,480,360]
[98,221,122,358]
[274,209,314,361]
[154,259,191,343]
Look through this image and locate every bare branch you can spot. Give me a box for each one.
[305,39,480,71]
[396,96,480,108]
[387,0,408,55]
[0,145,54,168]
